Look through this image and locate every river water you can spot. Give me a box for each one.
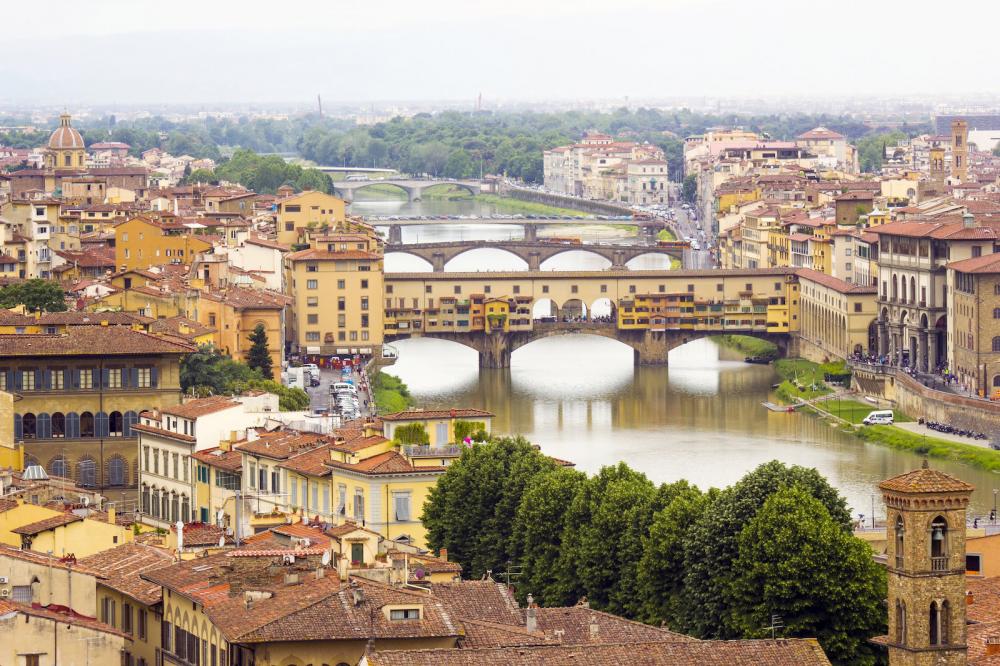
[353,197,1000,518]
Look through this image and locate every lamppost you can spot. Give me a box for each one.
[993,488,998,525]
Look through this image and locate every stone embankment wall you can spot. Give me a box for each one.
[502,186,634,216]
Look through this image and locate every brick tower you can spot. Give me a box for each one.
[951,119,969,183]
[882,460,972,666]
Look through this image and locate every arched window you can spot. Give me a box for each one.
[993,337,1000,353]
[51,412,65,438]
[891,274,898,300]
[151,489,160,519]
[80,411,95,438]
[894,516,905,568]
[941,600,950,644]
[65,412,80,439]
[901,279,907,303]
[108,457,126,487]
[78,458,97,487]
[896,600,906,644]
[161,493,170,522]
[181,495,190,524]
[171,494,179,524]
[931,516,948,569]
[910,277,916,304]
[141,485,150,514]
[930,601,940,645]
[994,307,1000,320]
[109,412,124,437]
[49,456,69,479]
[21,413,37,439]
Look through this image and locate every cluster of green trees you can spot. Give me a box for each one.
[184,149,332,194]
[3,110,930,183]
[179,343,308,411]
[371,371,415,414]
[423,438,886,665]
[0,280,67,312]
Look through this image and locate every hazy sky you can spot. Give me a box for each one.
[3,0,997,105]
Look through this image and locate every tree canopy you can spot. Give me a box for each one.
[179,344,307,411]
[0,280,67,312]
[246,323,273,379]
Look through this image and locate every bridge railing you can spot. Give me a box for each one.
[532,319,617,330]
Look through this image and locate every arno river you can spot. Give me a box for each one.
[355,196,1000,519]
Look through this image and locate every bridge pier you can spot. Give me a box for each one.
[479,333,512,368]
[527,253,541,271]
[431,252,447,272]
[388,225,403,244]
[523,226,538,242]
[631,330,676,365]
[407,186,421,202]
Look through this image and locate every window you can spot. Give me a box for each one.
[305,331,320,341]
[248,461,256,488]
[51,369,64,390]
[79,368,93,389]
[307,314,319,324]
[453,286,461,294]
[338,484,347,515]
[338,297,346,311]
[361,297,369,310]
[307,264,318,272]
[393,492,411,521]
[390,608,421,620]
[307,296,319,306]
[123,602,133,634]
[854,303,862,313]
[968,554,983,575]
[137,367,152,387]
[11,585,32,603]
[361,279,368,289]
[21,370,35,391]
[354,488,364,520]
[337,279,345,288]
[25,655,40,666]
[107,368,122,388]
[307,279,318,289]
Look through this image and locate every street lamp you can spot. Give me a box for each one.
[993,489,998,525]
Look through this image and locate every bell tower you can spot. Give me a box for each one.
[881,460,972,666]
[951,119,969,183]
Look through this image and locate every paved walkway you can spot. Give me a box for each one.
[305,366,374,420]
[893,422,992,448]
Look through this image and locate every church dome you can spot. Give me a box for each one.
[48,113,85,150]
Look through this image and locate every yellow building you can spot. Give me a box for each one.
[191,446,243,525]
[286,243,384,355]
[0,391,24,470]
[0,597,127,665]
[114,216,214,272]
[44,113,87,170]
[484,298,511,333]
[198,286,288,370]
[1,326,193,489]
[0,543,101,609]
[12,505,133,558]
[81,542,172,666]
[948,254,1000,396]
[275,190,347,246]
[797,268,878,361]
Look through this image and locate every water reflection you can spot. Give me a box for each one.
[384,335,1000,517]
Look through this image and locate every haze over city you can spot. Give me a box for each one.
[3,0,999,105]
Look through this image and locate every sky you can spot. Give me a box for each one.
[2,0,998,106]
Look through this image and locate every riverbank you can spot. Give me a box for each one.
[371,371,415,413]
[774,358,843,403]
[714,334,777,358]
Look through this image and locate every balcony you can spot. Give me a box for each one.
[403,445,464,458]
[931,556,949,572]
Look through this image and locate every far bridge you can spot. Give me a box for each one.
[374,217,667,243]
[384,239,683,271]
[329,178,481,203]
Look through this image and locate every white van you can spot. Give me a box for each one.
[863,410,894,425]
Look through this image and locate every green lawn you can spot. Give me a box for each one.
[857,425,1000,472]
[715,334,778,358]
[773,358,833,403]
[657,228,675,241]
[811,398,912,424]
[371,371,415,414]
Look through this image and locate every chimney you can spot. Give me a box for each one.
[107,504,116,526]
[176,521,184,554]
[963,212,976,229]
[589,615,599,641]
[438,548,448,562]
[967,590,975,605]
[526,594,537,633]
[988,636,1000,656]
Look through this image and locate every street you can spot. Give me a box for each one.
[671,205,713,270]
[304,364,375,422]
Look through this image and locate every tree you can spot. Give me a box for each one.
[229,378,309,411]
[510,466,587,606]
[680,460,851,638]
[393,423,429,446]
[246,324,273,379]
[730,486,886,666]
[179,344,257,395]
[682,174,698,204]
[184,168,217,184]
[0,280,67,312]
[637,483,713,627]
[422,437,555,578]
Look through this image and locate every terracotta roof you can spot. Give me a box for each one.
[200,286,289,310]
[797,268,877,294]
[131,422,196,443]
[426,580,522,625]
[458,618,555,649]
[0,599,128,639]
[148,315,216,340]
[79,543,173,606]
[879,464,974,494]
[192,447,244,472]
[0,544,104,576]
[366,639,832,665]
[869,218,997,240]
[286,249,381,261]
[967,577,1000,623]
[527,606,694,646]
[172,522,234,547]
[948,253,1000,274]
[380,409,494,422]
[11,512,83,534]
[245,235,291,251]
[161,396,241,419]
[0,327,195,357]
[236,429,328,460]
[326,450,444,476]
[798,127,845,141]
[278,444,335,477]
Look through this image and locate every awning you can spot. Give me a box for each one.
[306,346,321,354]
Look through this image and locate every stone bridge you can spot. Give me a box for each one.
[331,179,481,203]
[386,322,794,368]
[378,218,666,244]
[384,239,683,271]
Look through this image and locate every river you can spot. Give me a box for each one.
[354,197,1000,518]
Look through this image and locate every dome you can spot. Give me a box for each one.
[48,113,85,150]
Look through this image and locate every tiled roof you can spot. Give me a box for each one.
[879,465,975,494]
[236,429,328,460]
[425,580,522,626]
[278,444,335,477]
[200,286,289,310]
[0,599,129,639]
[245,235,291,251]
[326,451,444,476]
[798,127,845,141]
[161,396,241,419]
[192,447,243,472]
[797,268,877,295]
[968,577,1000,623]
[131,422,196,443]
[458,618,554,649]
[148,315,216,339]
[79,543,173,605]
[527,606,694,646]
[365,639,832,665]
[286,249,381,261]
[948,253,1000,274]
[11,512,83,534]
[869,218,997,240]
[0,327,195,357]
[173,522,234,547]
[0,543,104,576]
[381,409,494,422]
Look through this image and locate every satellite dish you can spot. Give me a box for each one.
[321,551,331,566]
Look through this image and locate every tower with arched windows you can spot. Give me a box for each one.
[881,461,972,665]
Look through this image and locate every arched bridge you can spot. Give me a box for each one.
[384,240,683,271]
[331,179,481,203]
[377,218,668,244]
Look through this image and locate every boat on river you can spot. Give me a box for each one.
[762,401,795,413]
[744,356,772,365]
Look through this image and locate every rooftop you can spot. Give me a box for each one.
[0,326,195,357]
[381,408,494,422]
[879,463,975,494]
[79,543,173,606]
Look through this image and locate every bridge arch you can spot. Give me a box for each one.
[444,248,528,272]
[590,297,617,321]
[384,251,434,272]
[338,181,411,200]
[532,298,558,320]
[559,298,588,320]
[539,248,613,271]
[625,252,675,270]
[420,182,478,197]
